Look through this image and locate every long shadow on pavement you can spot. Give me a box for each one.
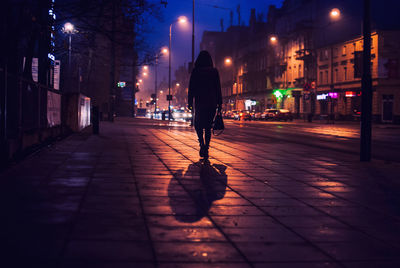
[168,161,227,223]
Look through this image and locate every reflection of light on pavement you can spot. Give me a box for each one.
[299,126,359,138]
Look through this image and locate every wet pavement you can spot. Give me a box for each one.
[1,118,400,267]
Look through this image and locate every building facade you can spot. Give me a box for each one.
[316,31,400,123]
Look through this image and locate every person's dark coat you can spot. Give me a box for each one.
[188,51,222,129]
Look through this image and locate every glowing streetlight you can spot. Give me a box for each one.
[162,47,169,54]
[143,72,148,77]
[270,35,277,43]
[62,22,75,34]
[330,8,341,20]
[224,57,232,66]
[178,16,188,24]
[143,66,148,71]
[62,22,78,70]
[176,83,180,87]
[139,79,143,83]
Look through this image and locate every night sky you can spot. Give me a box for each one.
[138,0,283,101]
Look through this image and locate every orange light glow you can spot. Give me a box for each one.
[330,8,341,19]
[224,57,232,66]
[178,16,188,24]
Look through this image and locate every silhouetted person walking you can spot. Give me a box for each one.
[188,51,222,159]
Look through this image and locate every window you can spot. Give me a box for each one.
[342,45,347,56]
[325,70,328,84]
[324,49,329,60]
[344,67,347,81]
[299,64,302,77]
[320,71,323,84]
[334,47,339,58]
[335,69,339,82]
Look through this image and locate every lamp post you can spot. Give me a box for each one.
[168,16,188,121]
[62,22,76,69]
[154,48,168,114]
[62,22,78,94]
[360,0,372,161]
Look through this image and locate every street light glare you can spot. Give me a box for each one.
[178,16,188,24]
[270,36,277,43]
[143,66,148,70]
[330,8,341,19]
[224,57,232,66]
[63,22,75,33]
[176,83,180,87]
[143,72,148,76]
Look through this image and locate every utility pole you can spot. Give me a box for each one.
[109,0,116,122]
[192,0,195,71]
[154,56,158,113]
[360,0,372,161]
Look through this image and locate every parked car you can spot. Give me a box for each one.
[261,109,279,120]
[253,111,263,120]
[235,110,251,121]
[276,109,293,121]
[172,109,192,122]
[223,110,235,119]
[260,109,293,121]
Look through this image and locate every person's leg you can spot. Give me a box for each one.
[204,128,211,148]
[196,128,204,146]
[204,128,211,159]
[196,128,206,157]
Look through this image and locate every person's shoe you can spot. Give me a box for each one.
[199,145,205,157]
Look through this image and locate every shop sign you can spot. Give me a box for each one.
[317,92,338,100]
[245,100,257,107]
[317,93,329,100]
[346,91,356,97]
[329,92,338,99]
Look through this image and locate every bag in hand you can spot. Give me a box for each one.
[212,110,224,136]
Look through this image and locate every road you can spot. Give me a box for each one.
[219,119,400,162]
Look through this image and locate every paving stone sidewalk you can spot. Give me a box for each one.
[1,118,400,267]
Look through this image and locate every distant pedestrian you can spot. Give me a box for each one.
[188,50,222,159]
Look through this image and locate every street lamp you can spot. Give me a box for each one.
[224,57,232,67]
[62,22,77,69]
[330,8,341,20]
[154,47,168,113]
[168,16,188,120]
[270,35,277,43]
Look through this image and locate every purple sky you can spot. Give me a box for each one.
[138,0,283,103]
